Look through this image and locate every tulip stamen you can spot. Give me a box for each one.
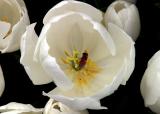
[62,49,101,87]
[62,50,89,71]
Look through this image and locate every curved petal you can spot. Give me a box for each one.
[108,23,135,82]
[92,23,135,99]
[20,23,52,85]
[40,51,73,90]
[123,4,140,40]
[0,102,42,114]
[140,51,160,108]
[107,23,135,84]
[43,0,103,25]
[43,90,107,110]
[0,66,5,97]
[0,0,30,53]
[104,4,123,29]
[44,98,89,114]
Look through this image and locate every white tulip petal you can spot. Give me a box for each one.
[0,66,5,97]
[43,0,103,25]
[16,0,26,8]
[124,4,140,40]
[104,6,123,29]
[0,102,42,114]
[43,90,107,110]
[20,23,52,85]
[0,21,11,39]
[107,23,135,85]
[44,98,89,114]
[0,0,30,53]
[91,23,134,99]
[140,51,160,114]
[41,52,73,90]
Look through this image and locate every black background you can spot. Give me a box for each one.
[0,0,160,114]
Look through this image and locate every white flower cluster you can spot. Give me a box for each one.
[5,0,160,114]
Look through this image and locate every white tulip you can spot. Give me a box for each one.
[20,0,135,110]
[0,0,29,53]
[0,66,5,97]
[0,102,43,114]
[141,51,160,114]
[44,99,88,114]
[104,0,140,40]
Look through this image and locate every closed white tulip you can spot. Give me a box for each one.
[0,0,29,53]
[104,0,140,40]
[44,99,88,114]
[141,51,160,114]
[0,66,4,97]
[0,102,43,114]
[20,0,135,110]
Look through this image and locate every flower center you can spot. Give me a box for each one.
[61,50,101,87]
[62,50,89,71]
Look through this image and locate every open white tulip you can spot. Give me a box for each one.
[141,51,160,114]
[0,0,29,53]
[20,0,135,110]
[44,99,88,114]
[0,66,5,97]
[104,0,140,41]
[0,102,43,114]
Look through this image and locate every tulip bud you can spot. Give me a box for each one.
[104,0,140,40]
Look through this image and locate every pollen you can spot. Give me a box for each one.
[61,49,101,88]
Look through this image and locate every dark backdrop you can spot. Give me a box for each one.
[0,0,159,114]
